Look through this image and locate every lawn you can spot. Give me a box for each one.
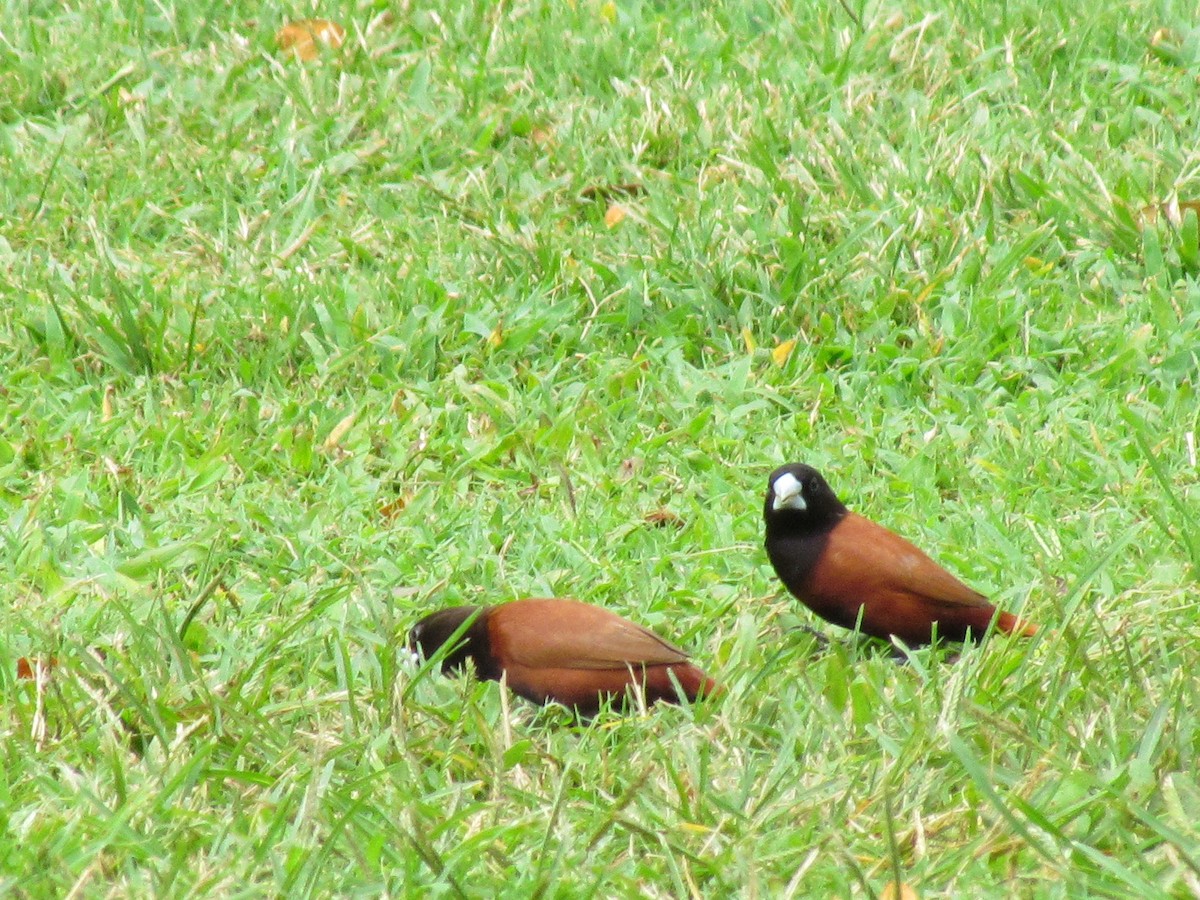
[2,0,1198,896]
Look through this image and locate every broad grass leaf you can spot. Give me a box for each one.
[116,540,201,579]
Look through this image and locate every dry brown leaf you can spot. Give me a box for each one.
[580,182,645,202]
[617,457,643,481]
[604,204,628,228]
[379,495,410,521]
[1165,199,1197,223]
[322,411,357,451]
[17,656,58,680]
[643,509,684,529]
[277,19,346,61]
[103,456,132,478]
[1132,200,1200,236]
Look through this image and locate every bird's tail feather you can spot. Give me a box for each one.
[996,610,1038,637]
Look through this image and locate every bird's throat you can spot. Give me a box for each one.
[766,526,833,587]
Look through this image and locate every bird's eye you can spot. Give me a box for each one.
[808,478,818,492]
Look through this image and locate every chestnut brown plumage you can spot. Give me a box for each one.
[408,598,719,714]
[764,463,1037,645]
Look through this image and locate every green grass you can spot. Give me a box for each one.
[2,0,1198,895]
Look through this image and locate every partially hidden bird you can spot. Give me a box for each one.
[409,597,720,715]
[763,463,1037,645]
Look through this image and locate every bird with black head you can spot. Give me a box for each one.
[409,598,720,715]
[764,463,1037,645]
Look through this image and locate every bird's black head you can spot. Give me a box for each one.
[408,606,488,673]
[763,463,848,534]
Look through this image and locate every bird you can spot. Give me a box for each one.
[763,463,1037,645]
[408,597,720,715]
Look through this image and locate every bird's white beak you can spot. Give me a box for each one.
[771,472,806,511]
[405,626,423,669]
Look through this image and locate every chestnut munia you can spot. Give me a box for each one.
[764,463,1037,645]
[409,598,719,714]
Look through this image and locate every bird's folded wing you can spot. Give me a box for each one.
[833,515,992,609]
[493,599,691,670]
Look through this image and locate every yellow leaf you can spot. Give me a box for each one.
[322,411,357,451]
[277,19,346,61]
[604,204,627,228]
[101,385,115,422]
[1150,27,1176,47]
[975,457,1004,476]
[599,1,617,24]
[487,323,503,348]
[771,339,796,366]
[881,882,920,900]
[1023,255,1052,275]
[741,327,756,354]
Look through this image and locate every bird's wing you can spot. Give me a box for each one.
[491,598,691,670]
[826,514,992,609]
